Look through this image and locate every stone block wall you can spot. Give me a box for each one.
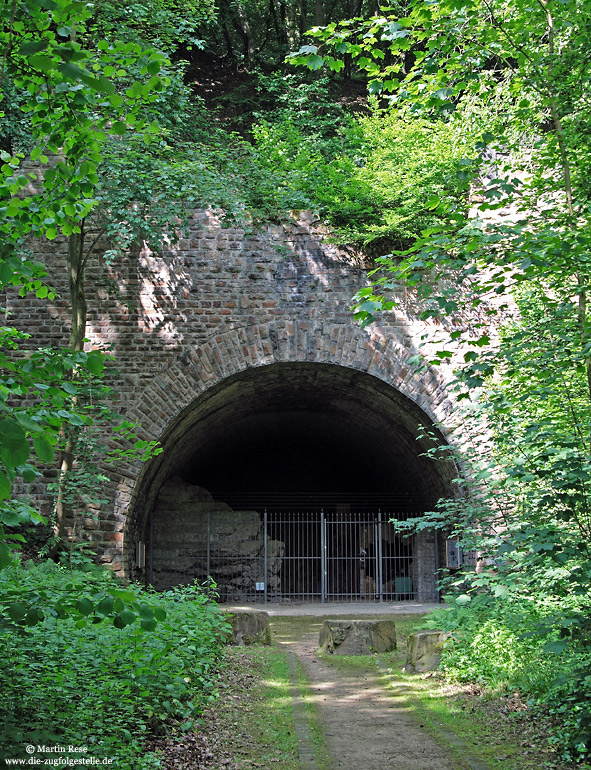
[151,477,284,595]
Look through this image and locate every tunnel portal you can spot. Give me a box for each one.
[132,362,456,602]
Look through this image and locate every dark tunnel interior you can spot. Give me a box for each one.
[138,361,457,512]
[129,363,456,598]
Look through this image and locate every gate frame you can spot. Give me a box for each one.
[200,508,421,604]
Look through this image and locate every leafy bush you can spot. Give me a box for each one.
[0,560,228,767]
[425,595,591,764]
[251,102,470,253]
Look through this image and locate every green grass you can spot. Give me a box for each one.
[373,662,536,770]
[305,614,569,770]
[222,645,300,769]
[222,613,579,770]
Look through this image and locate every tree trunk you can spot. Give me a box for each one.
[52,229,87,552]
[314,0,324,26]
[220,0,253,61]
[298,0,307,43]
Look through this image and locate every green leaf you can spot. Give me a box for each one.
[0,472,11,501]
[306,55,325,70]
[18,40,50,56]
[138,604,154,621]
[21,465,38,483]
[120,608,137,626]
[0,419,30,468]
[58,61,87,81]
[7,601,26,622]
[77,597,94,616]
[543,640,568,654]
[0,543,13,570]
[24,609,42,626]
[110,588,137,603]
[28,55,56,74]
[14,413,43,432]
[97,596,114,615]
[111,121,127,136]
[85,352,105,375]
[33,435,55,462]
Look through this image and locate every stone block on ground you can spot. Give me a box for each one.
[223,609,271,645]
[404,629,447,672]
[319,619,396,655]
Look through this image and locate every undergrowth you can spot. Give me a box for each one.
[0,560,228,767]
[425,595,591,767]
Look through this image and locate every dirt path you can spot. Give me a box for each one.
[293,629,456,770]
[269,614,494,770]
[157,609,564,770]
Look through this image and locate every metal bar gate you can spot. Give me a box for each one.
[201,509,416,603]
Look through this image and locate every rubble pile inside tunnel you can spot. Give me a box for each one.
[151,477,284,595]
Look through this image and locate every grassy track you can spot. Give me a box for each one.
[207,645,300,769]
[204,613,579,770]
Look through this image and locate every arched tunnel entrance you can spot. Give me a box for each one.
[129,362,457,602]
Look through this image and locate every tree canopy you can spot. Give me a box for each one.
[2,0,591,762]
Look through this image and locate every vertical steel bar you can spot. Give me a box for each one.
[264,509,268,605]
[307,512,310,600]
[294,514,298,599]
[378,511,383,603]
[293,513,296,600]
[206,510,211,598]
[361,513,365,601]
[295,514,299,599]
[321,509,326,603]
[349,513,353,601]
[306,515,316,601]
[148,504,153,587]
[299,512,303,599]
[351,513,355,601]
[366,514,370,601]
[285,514,289,600]
[311,512,314,600]
[313,512,316,600]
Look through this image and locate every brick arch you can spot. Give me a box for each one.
[106,318,458,576]
[125,317,454,439]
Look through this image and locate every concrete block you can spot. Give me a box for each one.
[319,619,396,655]
[404,630,447,672]
[223,609,271,645]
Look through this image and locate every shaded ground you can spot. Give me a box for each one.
[150,647,298,769]
[154,608,570,769]
[291,629,459,770]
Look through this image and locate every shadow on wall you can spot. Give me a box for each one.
[28,210,484,575]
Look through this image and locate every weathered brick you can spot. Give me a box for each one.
[6,205,495,583]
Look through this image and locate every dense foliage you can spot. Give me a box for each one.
[252,96,469,253]
[0,561,228,766]
[422,596,591,763]
[292,0,591,762]
[0,2,234,765]
[3,0,591,763]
